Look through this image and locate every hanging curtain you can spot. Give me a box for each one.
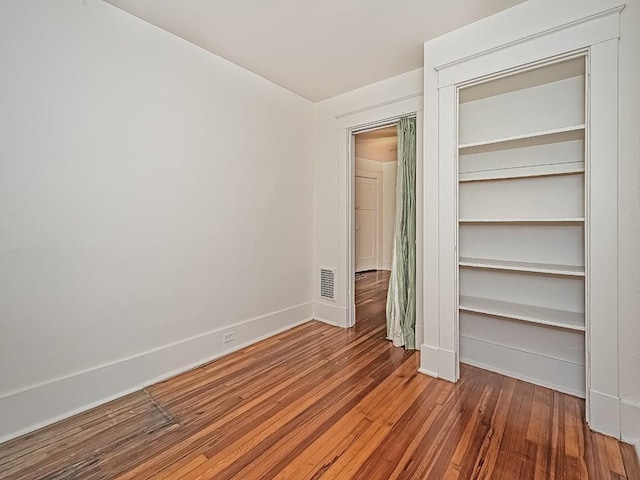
[386,116,416,349]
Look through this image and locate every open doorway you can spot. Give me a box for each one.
[353,125,398,328]
[337,100,422,347]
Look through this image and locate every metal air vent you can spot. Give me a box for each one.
[320,268,335,301]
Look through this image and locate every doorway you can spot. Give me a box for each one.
[335,96,423,347]
[353,126,398,327]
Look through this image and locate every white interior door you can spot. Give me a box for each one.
[355,175,379,272]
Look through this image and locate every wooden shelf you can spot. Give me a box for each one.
[458,256,585,277]
[459,161,584,182]
[459,295,585,331]
[458,124,585,151]
[459,218,584,225]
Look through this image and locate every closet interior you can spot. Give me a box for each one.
[457,56,587,397]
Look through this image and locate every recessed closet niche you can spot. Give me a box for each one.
[457,56,587,397]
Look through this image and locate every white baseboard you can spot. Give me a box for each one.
[588,389,621,438]
[0,302,313,445]
[313,301,350,328]
[312,301,340,327]
[418,344,457,382]
[314,318,339,327]
[460,336,585,398]
[621,399,640,453]
[419,343,440,378]
[381,261,392,271]
[461,356,584,398]
[438,347,457,382]
[336,305,350,328]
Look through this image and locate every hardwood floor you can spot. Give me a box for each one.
[1,270,638,479]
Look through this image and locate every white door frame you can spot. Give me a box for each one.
[422,5,623,438]
[354,170,383,272]
[336,95,423,333]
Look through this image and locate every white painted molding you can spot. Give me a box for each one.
[434,5,624,74]
[337,96,423,130]
[0,302,313,445]
[589,390,622,438]
[314,302,350,328]
[423,1,624,441]
[437,348,457,382]
[419,344,439,378]
[335,92,423,120]
[336,95,424,332]
[312,301,341,327]
[461,356,585,399]
[330,304,350,328]
[621,399,640,447]
[315,318,339,327]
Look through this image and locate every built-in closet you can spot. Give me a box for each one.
[456,56,587,397]
[425,3,622,437]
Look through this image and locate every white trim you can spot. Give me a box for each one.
[417,368,436,377]
[436,9,622,88]
[422,3,624,439]
[434,6,624,72]
[338,96,423,130]
[420,344,440,377]
[312,301,341,326]
[589,389,622,438]
[335,92,423,120]
[0,373,144,448]
[337,95,423,333]
[315,318,339,327]
[585,38,620,435]
[621,399,640,447]
[438,347,458,382]
[0,302,313,444]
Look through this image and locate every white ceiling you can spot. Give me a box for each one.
[104,0,525,102]
[355,126,397,163]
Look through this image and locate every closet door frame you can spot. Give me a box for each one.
[422,6,623,438]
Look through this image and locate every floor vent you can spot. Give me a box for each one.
[320,268,335,301]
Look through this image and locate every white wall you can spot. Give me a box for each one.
[421,0,640,451]
[312,69,423,331]
[0,0,313,443]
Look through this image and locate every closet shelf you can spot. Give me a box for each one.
[459,218,584,225]
[458,257,585,277]
[459,295,585,331]
[458,124,585,151]
[459,161,584,182]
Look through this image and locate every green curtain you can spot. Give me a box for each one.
[386,116,416,349]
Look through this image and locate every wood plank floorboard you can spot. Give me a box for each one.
[1,269,638,479]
